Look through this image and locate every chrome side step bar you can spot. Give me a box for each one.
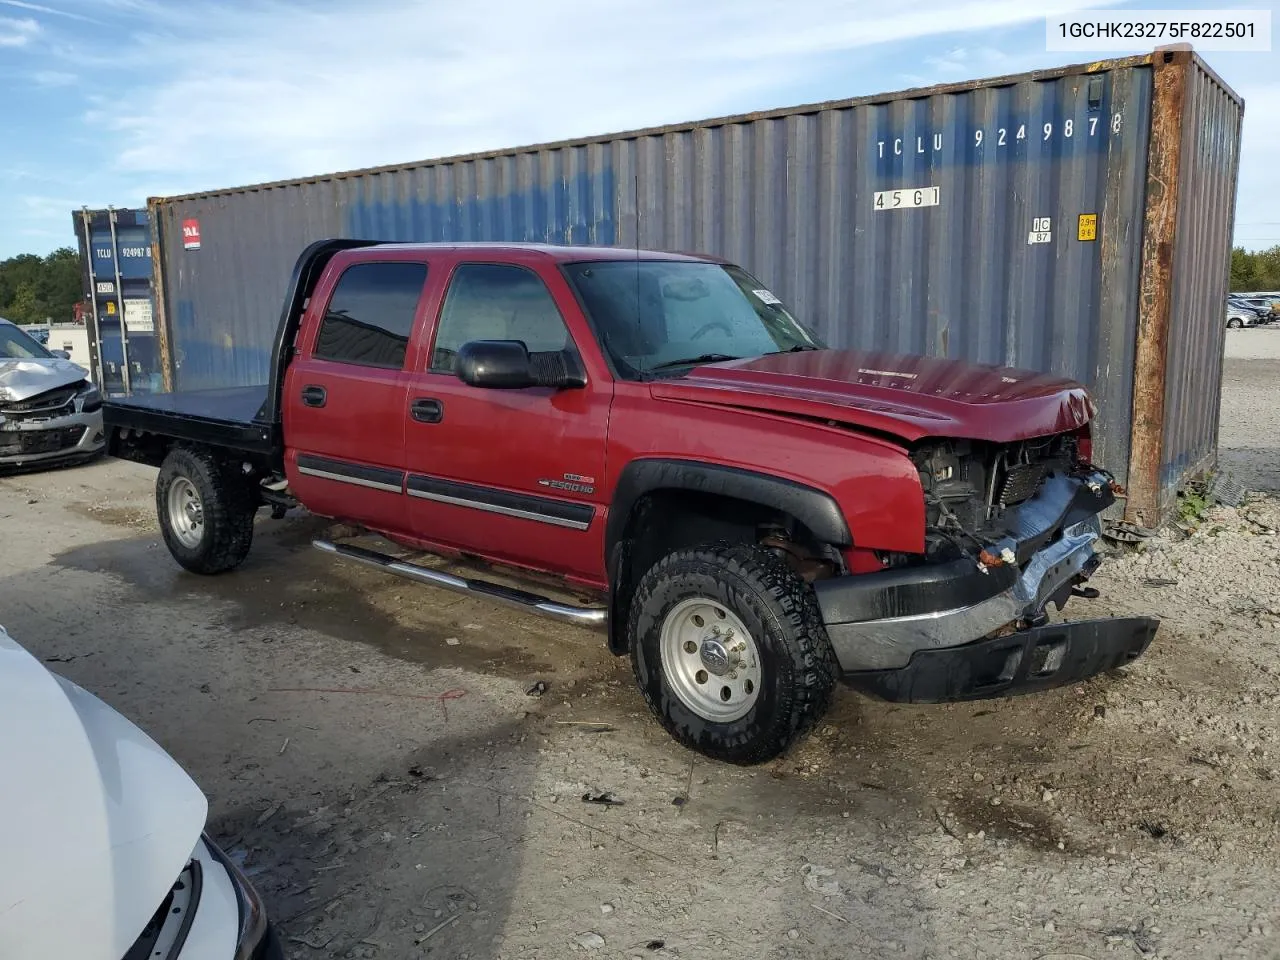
[313,540,608,628]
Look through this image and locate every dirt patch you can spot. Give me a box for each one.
[68,501,156,530]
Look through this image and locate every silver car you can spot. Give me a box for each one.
[0,317,104,469]
[1227,304,1260,328]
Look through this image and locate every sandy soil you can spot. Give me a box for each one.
[2,360,1279,959]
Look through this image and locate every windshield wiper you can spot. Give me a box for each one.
[773,344,821,353]
[646,353,745,371]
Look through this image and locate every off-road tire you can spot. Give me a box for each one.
[629,541,838,764]
[156,445,258,574]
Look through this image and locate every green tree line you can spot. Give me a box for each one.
[0,248,83,326]
[1231,246,1280,292]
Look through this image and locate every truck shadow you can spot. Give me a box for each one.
[48,512,617,688]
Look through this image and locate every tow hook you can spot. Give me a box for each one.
[1018,610,1051,630]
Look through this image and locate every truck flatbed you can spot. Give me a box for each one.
[103,385,275,458]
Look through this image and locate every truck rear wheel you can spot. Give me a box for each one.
[156,446,258,574]
[629,541,837,764]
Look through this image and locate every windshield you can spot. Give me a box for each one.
[562,260,824,378]
[0,322,52,360]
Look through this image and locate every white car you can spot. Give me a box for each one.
[0,317,106,470]
[0,624,281,960]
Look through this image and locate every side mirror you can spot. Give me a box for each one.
[456,340,586,390]
[52,350,71,360]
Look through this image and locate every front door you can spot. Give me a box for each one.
[403,261,612,585]
[283,258,429,535]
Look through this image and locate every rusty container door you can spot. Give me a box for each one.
[1125,52,1243,526]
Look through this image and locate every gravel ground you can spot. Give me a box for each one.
[2,360,1280,959]
[1221,327,1280,493]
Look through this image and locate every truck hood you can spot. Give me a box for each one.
[0,358,89,402]
[651,349,1094,444]
[0,626,208,960]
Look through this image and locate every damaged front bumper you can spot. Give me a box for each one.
[0,408,104,469]
[814,468,1158,702]
[847,615,1157,702]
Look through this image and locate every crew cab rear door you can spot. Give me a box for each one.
[402,256,612,585]
[282,253,431,534]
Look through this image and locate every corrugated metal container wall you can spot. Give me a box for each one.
[1157,60,1242,518]
[150,51,1242,524]
[72,207,164,396]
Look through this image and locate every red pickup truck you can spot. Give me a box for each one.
[104,239,1156,763]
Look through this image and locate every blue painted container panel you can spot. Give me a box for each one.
[149,54,1240,502]
[90,224,152,281]
[72,208,162,394]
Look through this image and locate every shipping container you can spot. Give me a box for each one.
[146,50,1241,526]
[72,207,165,396]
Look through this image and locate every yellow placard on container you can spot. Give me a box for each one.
[1078,214,1098,241]
[105,301,116,315]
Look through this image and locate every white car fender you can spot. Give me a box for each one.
[0,626,209,960]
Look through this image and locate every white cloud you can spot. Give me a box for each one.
[922,45,1018,77]
[20,194,82,215]
[0,0,95,22]
[31,69,75,85]
[925,47,972,74]
[0,14,38,45]
[84,0,1118,192]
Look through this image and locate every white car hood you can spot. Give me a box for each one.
[0,358,89,402]
[0,626,209,960]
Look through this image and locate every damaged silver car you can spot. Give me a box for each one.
[0,317,104,470]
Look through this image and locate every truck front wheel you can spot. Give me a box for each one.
[156,446,258,574]
[629,541,837,764]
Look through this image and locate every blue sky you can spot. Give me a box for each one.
[0,0,1276,260]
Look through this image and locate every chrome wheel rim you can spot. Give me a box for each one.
[167,477,205,549]
[659,596,762,723]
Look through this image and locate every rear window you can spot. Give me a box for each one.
[313,262,428,369]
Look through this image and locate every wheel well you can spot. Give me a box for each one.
[109,430,275,484]
[606,488,831,654]
[108,427,172,467]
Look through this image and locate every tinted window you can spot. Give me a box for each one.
[314,262,427,368]
[431,264,572,372]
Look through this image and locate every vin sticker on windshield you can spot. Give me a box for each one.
[753,289,782,305]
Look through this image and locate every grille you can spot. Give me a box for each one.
[0,385,78,421]
[0,425,87,457]
[998,462,1048,507]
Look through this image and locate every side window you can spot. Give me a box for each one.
[313,262,428,369]
[430,263,572,372]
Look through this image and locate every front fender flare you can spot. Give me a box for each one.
[605,458,852,563]
[603,458,852,654]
